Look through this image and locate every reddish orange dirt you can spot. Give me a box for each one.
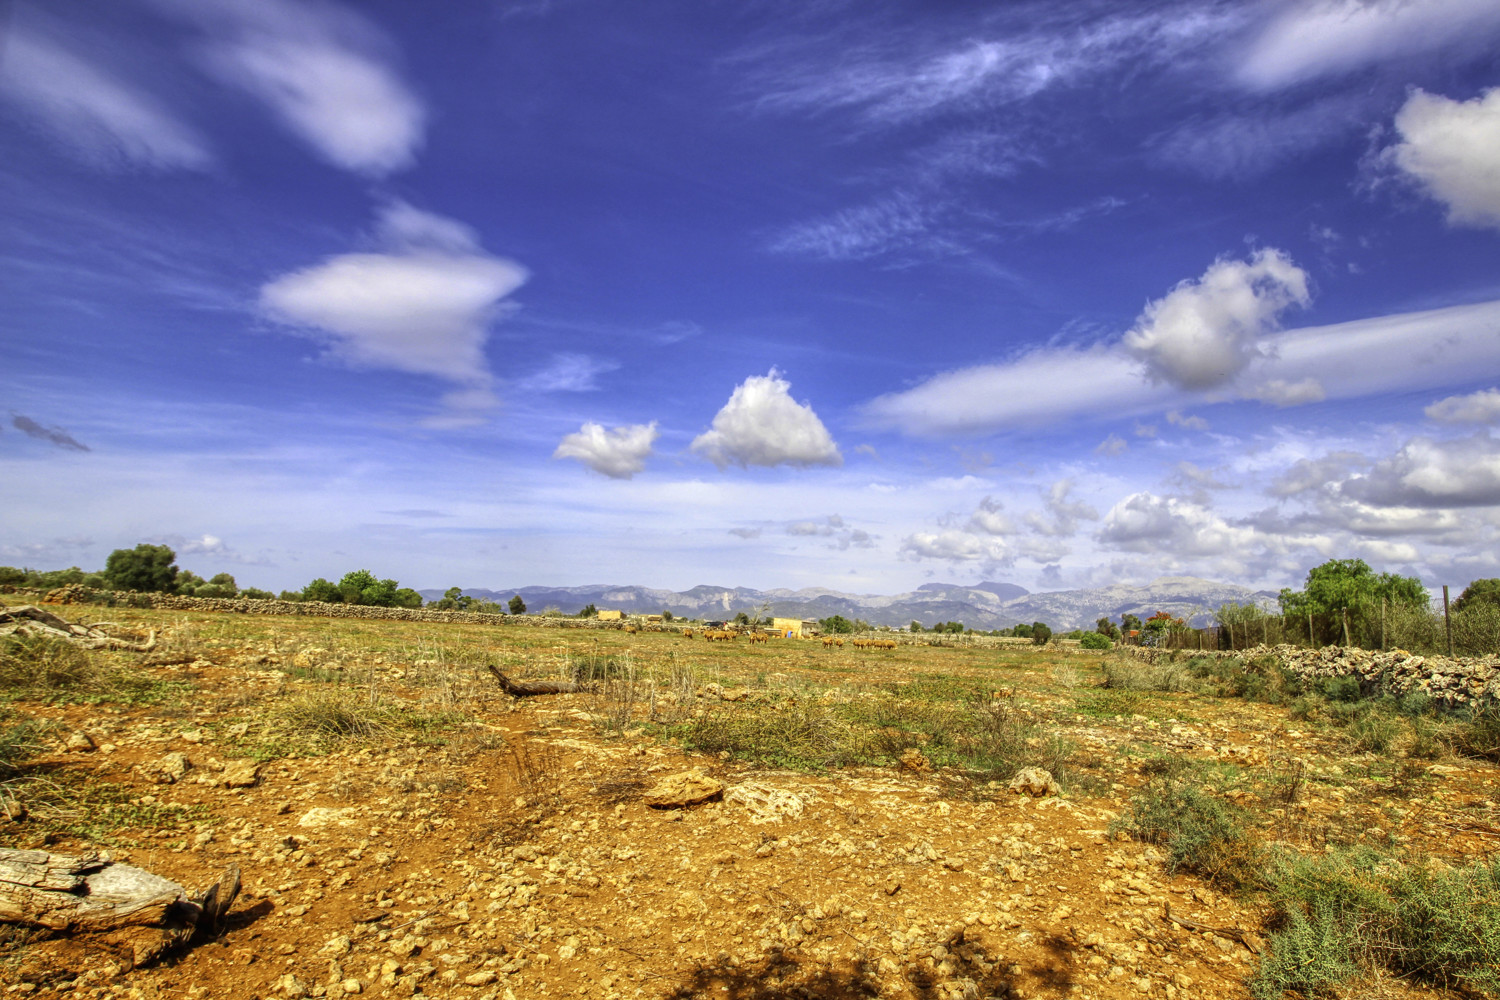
[2,610,1495,1000]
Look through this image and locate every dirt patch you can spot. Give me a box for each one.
[0,610,1495,999]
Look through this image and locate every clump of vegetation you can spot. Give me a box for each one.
[0,707,48,780]
[1077,631,1112,650]
[0,634,187,704]
[1251,849,1500,999]
[248,689,466,759]
[683,700,858,770]
[1446,704,1500,762]
[1111,761,1264,891]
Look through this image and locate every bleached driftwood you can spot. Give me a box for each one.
[0,848,238,966]
[0,605,156,652]
[487,664,590,697]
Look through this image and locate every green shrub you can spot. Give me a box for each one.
[1078,631,1112,650]
[1110,766,1262,891]
[1252,848,1500,998]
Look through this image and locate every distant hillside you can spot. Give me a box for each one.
[418,577,1277,631]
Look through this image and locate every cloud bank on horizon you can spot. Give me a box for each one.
[3,0,1500,598]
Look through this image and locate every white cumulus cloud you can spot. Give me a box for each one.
[1345,433,1500,508]
[159,0,425,177]
[1098,492,1257,557]
[552,422,659,480]
[1124,249,1311,390]
[1383,87,1500,230]
[0,30,211,171]
[691,371,842,470]
[1426,388,1500,424]
[900,530,1009,563]
[260,201,527,405]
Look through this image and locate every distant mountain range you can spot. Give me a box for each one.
[418,577,1279,631]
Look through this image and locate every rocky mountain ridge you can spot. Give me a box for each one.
[419,576,1279,631]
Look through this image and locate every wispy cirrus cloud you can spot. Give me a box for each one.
[753,5,1236,129]
[1236,0,1500,92]
[153,0,425,177]
[862,283,1500,438]
[0,28,212,171]
[516,353,621,393]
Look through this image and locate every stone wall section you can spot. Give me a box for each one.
[1128,642,1500,707]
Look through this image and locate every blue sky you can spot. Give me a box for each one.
[3,0,1500,597]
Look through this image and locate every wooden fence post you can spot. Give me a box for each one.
[1308,613,1316,649]
[1443,585,1454,657]
[1342,607,1351,648]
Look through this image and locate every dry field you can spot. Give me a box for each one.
[2,607,1498,1000]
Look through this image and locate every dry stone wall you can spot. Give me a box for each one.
[1129,642,1500,707]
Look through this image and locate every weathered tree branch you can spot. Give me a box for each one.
[486,664,589,696]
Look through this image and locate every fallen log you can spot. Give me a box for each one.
[0,605,156,652]
[0,848,238,967]
[486,665,590,696]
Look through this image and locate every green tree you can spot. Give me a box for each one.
[301,578,340,603]
[196,572,238,598]
[909,621,923,633]
[241,587,275,600]
[104,543,179,593]
[661,610,673,622]
[392,588,422,609]
[0,566,25,586]
[508,595,527,615]
[1095,616,1120,640]
[576,603,597,618]
[819,615,855,634]
[1454,579,1500,614]
[279,590,304,602]
[1120,613,1143,635]
[1278,558,1429,647]
[733,611,751,626]
[1013,623,1033,638]
[175,570,206,596]
[1031,622,1052,645]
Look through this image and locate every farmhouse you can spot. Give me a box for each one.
[770,617,818,638]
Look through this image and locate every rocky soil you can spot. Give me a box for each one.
[1,609,1496,1000]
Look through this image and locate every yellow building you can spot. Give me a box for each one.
[770,617,816,638]
[597,609,623,621]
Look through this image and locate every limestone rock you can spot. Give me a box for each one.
[1008,767,1061,797]
[64,731,96,753]
[138,752,191,785]
[221,760,260,789]
[898,748,932,773]
[643,769,724,809]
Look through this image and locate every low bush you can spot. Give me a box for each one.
[1078,631,1112,650]
[1251,849,1500,998]
[1111,764,1263,891]
[1446,704,1500,762]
